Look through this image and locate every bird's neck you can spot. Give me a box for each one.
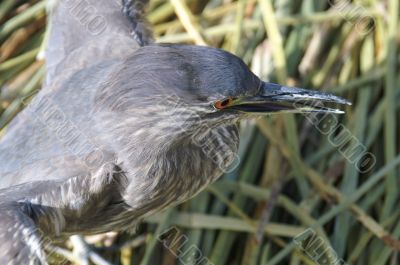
[120,123,239,214]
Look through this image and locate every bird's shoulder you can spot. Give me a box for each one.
[0,60,123,189]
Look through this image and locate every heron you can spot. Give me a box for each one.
[0,0,350,264]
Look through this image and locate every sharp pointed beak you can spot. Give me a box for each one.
[229,82,351,114]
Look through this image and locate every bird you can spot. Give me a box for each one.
[0,0,351,264]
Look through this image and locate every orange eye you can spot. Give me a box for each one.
[214,97,233,109]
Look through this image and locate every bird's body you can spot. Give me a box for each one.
[0,1,349,264]
[0,45,240,262]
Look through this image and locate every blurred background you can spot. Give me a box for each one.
[0,0,399,264]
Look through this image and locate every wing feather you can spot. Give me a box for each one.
[45,0,153,84]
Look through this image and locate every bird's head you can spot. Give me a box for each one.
[102,44,350,132]
[95,44,351,174]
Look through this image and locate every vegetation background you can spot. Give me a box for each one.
[0,0,399,264]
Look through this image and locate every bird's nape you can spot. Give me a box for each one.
[213,82,351,114]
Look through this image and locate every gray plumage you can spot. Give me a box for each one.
[0,1,246,263]
[0,0,350,264]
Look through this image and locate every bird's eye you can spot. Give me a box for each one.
[214,97,233,109]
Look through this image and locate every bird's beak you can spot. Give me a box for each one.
[228,82,351,114]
